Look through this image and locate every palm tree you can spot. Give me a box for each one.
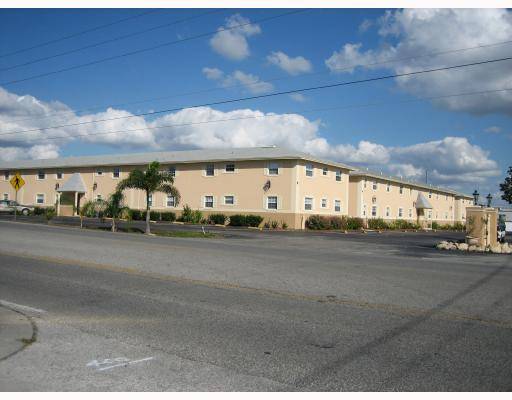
[103,190,126,232]
[117,161,180,234]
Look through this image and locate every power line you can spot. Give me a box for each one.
[0,9,225,73]
[1,54,511,137]
[3,87,511,146]
[0,10,159,59]
[0,9,308,87]
[4,38,512,125]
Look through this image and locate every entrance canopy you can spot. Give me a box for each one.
[57,173,86,193]
[416,192,433,209]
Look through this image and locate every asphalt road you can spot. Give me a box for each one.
[0,220,511,391]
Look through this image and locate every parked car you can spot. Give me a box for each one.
[0,200,34,215]
[498,215,506,243]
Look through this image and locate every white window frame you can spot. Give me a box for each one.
[36,193,45,205]
[37,170,46,180]
[385,206,391,218]
[204,195,214,208]
[428,191,432,199]
[96,194,103,201]
[224,195,235,206]
[363,179,367,189]
[305,164,314,177]
[386,183,391,192]
[398,207,403,218]
[224,163,236,173]
[3,193,8,201]
[334,199,341,212]
[95,169,104,177]
[166,195,176,208]
[321,198,328,208]
[3,171,8,181]
[362,204,367,217]
[408,209,413,218]
[112,168,121,179]
[304,197,313,211]
[267,162,279,176]
[322,167,328,176]
[371,205,378,217]
[335,170,342,182]
[148,194,153,207]
[399,185,403,195]
[372,181,378,191]
[266,196,278,210]
[56,172,63,180]
[428,210,432,219]
[204,164,215,177]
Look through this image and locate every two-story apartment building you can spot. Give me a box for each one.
[0,146,473,229]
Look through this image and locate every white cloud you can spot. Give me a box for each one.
[358,19,373,33]
[325,9,512,115]
[267,51,312,75]
[484,126,501,134]
[0,87,500,190]
[209,14,261,61]
[202,67,224,80]
[289,93,306,102]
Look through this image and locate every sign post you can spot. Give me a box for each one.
[9,173,25,221]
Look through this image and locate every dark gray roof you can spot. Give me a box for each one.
[57,173,86,193]
[350,169,472,199]
[415,193,433,209]
[0,146,355,171]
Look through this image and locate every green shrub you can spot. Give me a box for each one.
[130,210,142,221]
[150,211,160,221]
[229,214,247,226]
[453,222,465,231]
[44,207,56,221]
[346,217,364,230]
[390,219,418,230]
[306,215,329,230]
[181,205,202,223]
[160,212,176,222]
[281,221,288,229]
[245,214,263,227]
[271,220,279,229]
[33,206,46,216]
[263,221,271,229]
[431,221,439,230]
[208,213,227,225]
[328,216,345,230]
[367,218,388,230]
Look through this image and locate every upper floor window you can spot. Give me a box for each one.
[268,162,279,176]
[372,181,378,190]
[386,183,391,192]
[428,191,432,199]
[336,170,342,182]
[371,205,377,217]
[267,196,278,210]
[56,172,63,180]
[168,166,176,177]
[37,170,46,180]
[95,169,103,176]
[166,195,176,207]
[205,164,215,177]
[305,164,314,177]
[225,163,235,173]
[204,195,214,208]
[3,171,8,180]
[304,197,313,211]
[334,200,341,212]
[398,207,403,218]
[399,185,403,195]
[113,168,120,179]
[322,167,328,176]
[363,179,367,189]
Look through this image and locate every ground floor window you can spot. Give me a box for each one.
[428,210,432,219]
[304,197,313,211]
[96,194,103,201]
[267,196,278,210]
[408,209,412,218]
[371,205,377,217]
[204,196,214,208]
[166,195,175,207]
[148,194,153,207]
[398,208,403,218]
[36,193,45,204]
[334,200,341,212]
[321,198,327,208]
[224,195,234,205]
[386,207,391,218]
[362,204,366,217]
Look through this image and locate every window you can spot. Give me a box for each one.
[96,169,103,176]
[36,193,44,204]
[372,181,378,190]
[363,179,367,189]
[399,185,403,195]
[444,212,448,220]
[148,194,153,207]
[322,167,328,176]
[321,198,327,208]
[371,205,377,217]
[336,170,342,182]
[362,204,367,216]
[37,170,46,180]
[334,200,341,212]
[398,208,403,218]
[3,171,8,180]
[304,197,313,211]
[113,168,120,178]
[96,194,103,201]
[408,209,412,218]
[168,166,176,177]
[386,183,391,192]
[166,195,175,207]
[3,193,8,201]
[225,163,235,173]
[267,196,278,210]
[372,196,377,204]
[386,207,391,217]
[306,164,314,177]
[204,195,214,208]
[428,191,432,199]
[56,172,63,180]
[428,210,432,219]
[268,163,279,176]
[224,195,234,205]
[205,164,215,177]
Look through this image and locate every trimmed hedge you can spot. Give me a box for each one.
[228,214,264,227]
[208,213,227,225]
[306,215,364,230]
[367,218,389,230]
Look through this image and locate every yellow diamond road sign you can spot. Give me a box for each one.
[10,173,25,191]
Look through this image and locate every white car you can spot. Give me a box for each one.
[0,200,34,215]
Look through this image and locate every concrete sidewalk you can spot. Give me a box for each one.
[0,304,35,362]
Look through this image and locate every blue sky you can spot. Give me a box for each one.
[0,8,510,202]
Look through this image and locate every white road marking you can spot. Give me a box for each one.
[87,357,154,372]
[0,299,47,314]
